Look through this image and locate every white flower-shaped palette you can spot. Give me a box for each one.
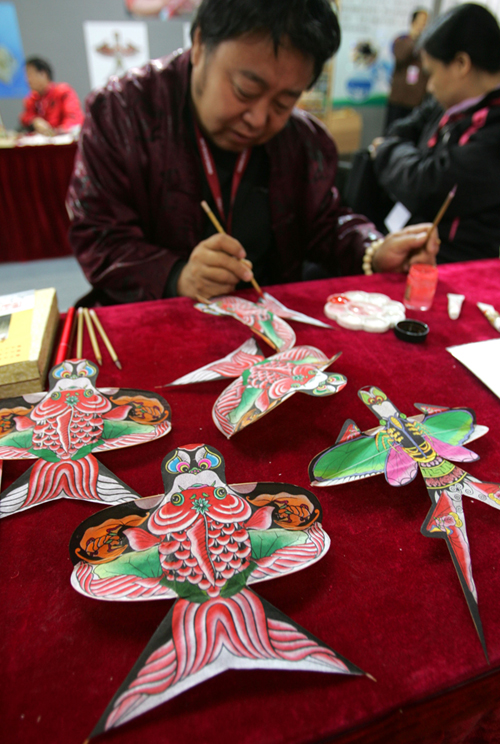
[324,291,406,333]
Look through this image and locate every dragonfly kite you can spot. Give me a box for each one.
[309,385,500,660]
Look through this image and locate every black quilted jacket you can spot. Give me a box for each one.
[374,89,500,262]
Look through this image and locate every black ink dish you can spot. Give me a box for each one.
[394,319,429,343]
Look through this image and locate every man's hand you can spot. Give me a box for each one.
[32,117,56,136]
[372,224,440,273]
[177,234,254,300]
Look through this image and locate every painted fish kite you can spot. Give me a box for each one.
[71,443,366,737]
[195,295,296,352]
[0,359,171,517]
[163,341,346,438]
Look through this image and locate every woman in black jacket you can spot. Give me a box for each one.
[372,3,500,263]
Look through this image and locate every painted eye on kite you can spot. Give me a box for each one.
[76,361,98,378]
[84,389,93,397]
[52,362,73,379]
[165,454,190,474]
[214,487,227,500]
[196,447,221,470]
[51,392,61,400]
[312,385,331,396]
[170,492,184,506]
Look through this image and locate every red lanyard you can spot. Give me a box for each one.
[194,122,251,235]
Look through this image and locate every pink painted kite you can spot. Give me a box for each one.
[70,443,366,737]
[163,338,265,387]
[213,346,346,438]
[195,295,296,352]
[0,359,171,517]
[259,291,333,329]
[163,341,347,438]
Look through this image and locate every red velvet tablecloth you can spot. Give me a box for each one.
[0,143,76,262]
[2,259,500,744]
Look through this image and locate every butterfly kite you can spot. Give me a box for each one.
[309,385,500,659]
[70,443,366,737]
[0,359,171,517]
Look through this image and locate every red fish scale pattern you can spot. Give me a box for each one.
[159,517,252,598]
[32,411,104,459]
[246,362,302,386]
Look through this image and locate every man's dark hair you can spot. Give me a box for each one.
[191,0,341,86]
[420,3,500,73]
[25,56,53,80]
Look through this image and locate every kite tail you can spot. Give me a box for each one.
[0,457,102,516]
[90,588,362,737]
[0,456,138,517]
[421,489,488,661]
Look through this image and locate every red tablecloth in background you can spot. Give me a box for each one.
[0,143,76,262]
[2,259,500,744]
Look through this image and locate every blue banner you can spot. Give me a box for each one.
[0,2,29,99]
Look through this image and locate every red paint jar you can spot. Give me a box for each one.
[403,264,439,311]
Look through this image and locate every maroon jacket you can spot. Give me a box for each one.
[68,51,376,304]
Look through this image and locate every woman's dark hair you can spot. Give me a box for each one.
[420,3,500,73]
[25,56,53,80]
[191,0,341,86]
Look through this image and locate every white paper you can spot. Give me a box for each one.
[447,338,500,399]
[384,201,411,232]
[17,132,76,146]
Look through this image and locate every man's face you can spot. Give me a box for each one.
[26,65,50,94]
[422,51,467,109]
[190,30,315,152]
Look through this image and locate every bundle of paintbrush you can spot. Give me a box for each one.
[55,307,122,368]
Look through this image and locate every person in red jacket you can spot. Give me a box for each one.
[20,57,84,136]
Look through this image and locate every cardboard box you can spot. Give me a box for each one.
[320,108,363,154]
[0,288,59,398]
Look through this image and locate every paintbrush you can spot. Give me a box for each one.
[426,185,457,242]
[82,308,102,365]
[90,309,122,369]
[201,200,264,297]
